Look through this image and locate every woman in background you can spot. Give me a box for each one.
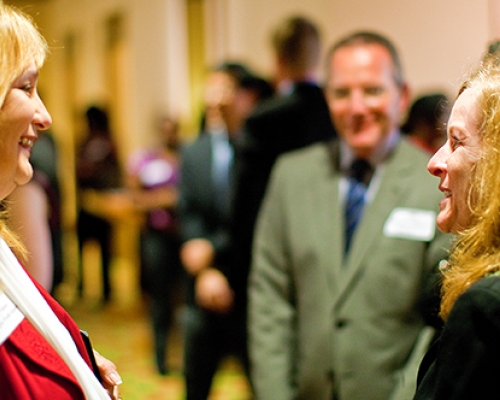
[126,114,182,375]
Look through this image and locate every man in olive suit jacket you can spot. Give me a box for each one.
[248,31,450,400]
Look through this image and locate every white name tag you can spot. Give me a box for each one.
[0,291,24,345]
[383,207,436,241]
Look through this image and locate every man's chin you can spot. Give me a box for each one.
[351,144,374,159]
[344,135,375,157]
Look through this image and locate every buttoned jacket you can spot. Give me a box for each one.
[249,137,451,400]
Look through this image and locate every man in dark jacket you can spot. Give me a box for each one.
[229,15,336,314]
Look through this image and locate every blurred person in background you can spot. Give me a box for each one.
[230,16,336,308]
[178,62,273,400]
[9,129,62,293]
[126,114,182,375]
[75,105,123,304]
[402,93,450,154]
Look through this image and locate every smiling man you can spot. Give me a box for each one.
[248,31,452,400]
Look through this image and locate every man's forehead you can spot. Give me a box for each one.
[328,44,396,84]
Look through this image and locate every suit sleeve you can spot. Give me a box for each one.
[248,158,297,400]
[430,277,500,399]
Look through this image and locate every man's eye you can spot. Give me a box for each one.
[332,88,349,99]
[364,87,384,96]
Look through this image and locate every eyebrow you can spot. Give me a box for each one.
[19,66,39,80]
[447,124,467,136]
[24,69,39,80]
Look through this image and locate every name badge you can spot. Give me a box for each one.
[0,291,24,345]
[383,207,436,241]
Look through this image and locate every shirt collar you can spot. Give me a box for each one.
[340,129,401,171]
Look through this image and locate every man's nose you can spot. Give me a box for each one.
[349,90,368,114]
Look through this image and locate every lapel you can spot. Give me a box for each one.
[334,139,417,307]
[313,140,344,296]
[196,134,217,209]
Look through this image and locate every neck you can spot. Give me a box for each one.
[340,130,401,169]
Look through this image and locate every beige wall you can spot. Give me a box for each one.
[217,0,492,98]
[9,0,498,148]
[5,0,500,222]
[7,0,192,224]
[16,0,191,157]
[3,0,497,282]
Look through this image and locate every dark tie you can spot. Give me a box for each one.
[344,159,373,254]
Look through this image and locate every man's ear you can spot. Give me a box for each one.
[399,82,411,119]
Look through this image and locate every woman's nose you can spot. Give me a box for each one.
[427,144,447,177]
[33,93,52,130]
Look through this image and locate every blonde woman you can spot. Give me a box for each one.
[0,4,121,399]
[415,56,500,399]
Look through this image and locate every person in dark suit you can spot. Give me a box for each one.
[229,15,336,318]
[414,54,500,400]
[248,31,451,400]
[178,62,272,400]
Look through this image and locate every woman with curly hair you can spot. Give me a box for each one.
[415,56,500,399]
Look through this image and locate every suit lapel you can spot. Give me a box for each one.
[335,140,417,307]
[315,162,344,296]
[198,135,217,210]
[315,140,345,295]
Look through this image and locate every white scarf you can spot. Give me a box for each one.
[0,238,109,399]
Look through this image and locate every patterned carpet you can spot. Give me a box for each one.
[59,243,251,400]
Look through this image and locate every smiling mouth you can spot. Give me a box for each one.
[19,137,34,148]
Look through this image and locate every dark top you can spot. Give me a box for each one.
[76,134,122,190]
[178,133,233,307]
[414,275,500,400]
[229,81,336,306]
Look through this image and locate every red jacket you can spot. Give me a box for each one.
[0,277,94,399]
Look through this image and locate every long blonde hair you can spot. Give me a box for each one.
[440,56,500,319]
[0,4,48,261]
